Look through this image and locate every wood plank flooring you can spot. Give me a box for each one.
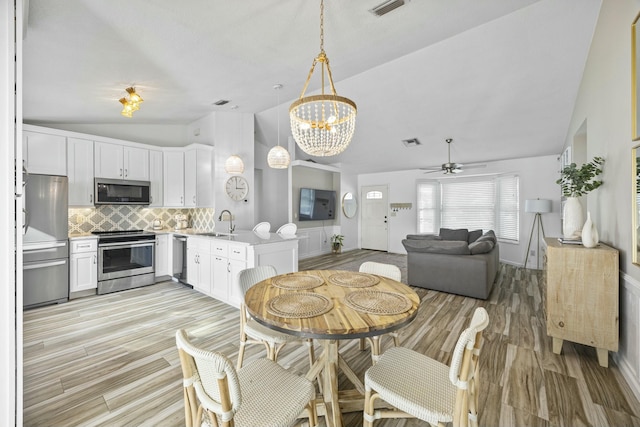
[23,249,640,426]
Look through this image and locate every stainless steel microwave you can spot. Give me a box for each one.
[94,178,151,205]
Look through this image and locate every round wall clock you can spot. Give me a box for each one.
[225,176,249,201]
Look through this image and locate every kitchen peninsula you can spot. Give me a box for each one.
[163,229,300,308]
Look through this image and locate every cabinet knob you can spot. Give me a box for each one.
[558,321,564,328]
[124,169,128,177]
[120,168,123,177]
[89,194,93,203]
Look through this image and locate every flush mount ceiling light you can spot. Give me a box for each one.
[119,87,143,118]
[225,155,244,174]
[268,84,291,169]
[289,0,357,157]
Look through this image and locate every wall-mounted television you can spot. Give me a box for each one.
[299,188,336,221]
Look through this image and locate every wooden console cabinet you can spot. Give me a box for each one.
[544,238,619,367]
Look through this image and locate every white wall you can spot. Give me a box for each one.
[187,111,255,231]
[253,137,289,230]
[358,155,561,268]
[562,0,640,400]
[340,172,359,252]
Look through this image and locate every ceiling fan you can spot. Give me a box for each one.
[421,138,486,174]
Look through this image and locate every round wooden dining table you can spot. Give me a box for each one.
[244,269,420,427]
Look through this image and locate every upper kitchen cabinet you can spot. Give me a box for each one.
[149,150,163,207]
[23,131,67,176]
[185,146,214,208]
[67,138,94,206]
[163,150,185,207]
[94,142,149,181]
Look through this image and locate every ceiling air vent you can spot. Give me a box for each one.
[369,0,409,17]
[402,138,421,147]
[212,99,230,106]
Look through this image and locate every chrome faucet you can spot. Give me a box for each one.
[218,210,235,233]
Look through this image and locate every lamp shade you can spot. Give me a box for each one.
[525,199,552,213]
[224,155,244,174]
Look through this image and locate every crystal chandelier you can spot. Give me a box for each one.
[289,0,357,156]
[268,84,291,168]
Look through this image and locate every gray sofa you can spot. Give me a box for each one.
[402,228,499,299]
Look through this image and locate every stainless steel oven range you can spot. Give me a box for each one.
[92,230,156,294]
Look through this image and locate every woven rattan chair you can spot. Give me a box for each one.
[358,261,403,362]
[276,223,297,235]
[363,307,489,427]
[237,265,315,370]
[252,222,271,233]
[176,329,317,427]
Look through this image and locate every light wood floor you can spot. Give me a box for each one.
[23,250,640,426]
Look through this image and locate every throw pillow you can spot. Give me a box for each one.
[406,234,442,240]
[402,239,471,255]
[439,228,469,242]
[469,240,495,254]
[468,229,483,244]
[476,230,497,245]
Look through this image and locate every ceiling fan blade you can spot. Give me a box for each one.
[423,169,444,174]
[464,164,487,170]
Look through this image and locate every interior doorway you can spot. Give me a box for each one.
[361,185,389,251]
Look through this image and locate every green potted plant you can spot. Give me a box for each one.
[556,156,604,238]
[331,234,344,254]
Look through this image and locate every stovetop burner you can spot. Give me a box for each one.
[92,229,156,243]
[92,229,146,236]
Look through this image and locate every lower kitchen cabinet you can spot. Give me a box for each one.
[187,236,212,294]
[69,238,98,297]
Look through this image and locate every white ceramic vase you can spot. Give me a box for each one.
[563,197,584,238]
[581,211,599,248]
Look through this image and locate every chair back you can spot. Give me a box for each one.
[252,222,271,233]
[448,307,489,426]
[359,261,401,282]
[176,329,242,425]
[238,265,277,295]
[276,223,297,235]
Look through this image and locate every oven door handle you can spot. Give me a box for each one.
[98,241,155,249]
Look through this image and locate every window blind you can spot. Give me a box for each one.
[416,174,519,241]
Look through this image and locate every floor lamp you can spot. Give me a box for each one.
[524,199,552,269]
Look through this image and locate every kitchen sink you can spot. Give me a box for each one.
[196,232,235,237]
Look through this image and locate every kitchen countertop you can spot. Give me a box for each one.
[69,229,301,246]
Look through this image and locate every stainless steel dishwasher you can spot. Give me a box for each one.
[173,236,188,284]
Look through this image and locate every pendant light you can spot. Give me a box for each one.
[289,0,357,156]
[268,84,291,169]
[225,155,244,174]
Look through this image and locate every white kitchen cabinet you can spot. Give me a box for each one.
[23,131,67,176]
[94,142,149,181]
[149,150,163,207]
[155,234,170,278]
[67,138,94,206]
[211,240,247,307]
[187,237,212,294]
[69,238,98,296]
[184,147,214,208]
[163,151,185,207]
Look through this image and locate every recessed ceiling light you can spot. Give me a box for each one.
[230,105,239,110]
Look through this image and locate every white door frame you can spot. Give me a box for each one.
[360,184,389,251]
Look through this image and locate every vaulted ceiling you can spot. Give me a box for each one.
[22,0,601,174]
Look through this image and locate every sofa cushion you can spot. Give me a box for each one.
[406,234,442,240]
[469,240,495,254]
[402,239,471,255]
[476,230,497,245]
[468,229,483,244]
[439,228,469,242]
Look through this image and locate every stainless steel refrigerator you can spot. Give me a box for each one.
[23,174,69,308]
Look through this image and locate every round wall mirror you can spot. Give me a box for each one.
[342,192,357,218]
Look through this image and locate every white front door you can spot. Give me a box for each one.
[361,185,389,251]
